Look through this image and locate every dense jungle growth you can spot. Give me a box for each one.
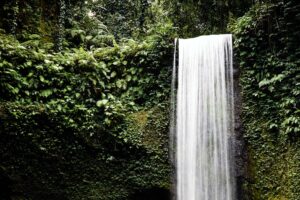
[0,0,299,199]
[231,1,300,199]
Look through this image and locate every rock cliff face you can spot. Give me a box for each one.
[1,1,299,200]
[232,2,300,199]
[0,104,172,200]
[233,60,249,200]
[0,18,174,199]
[0,102,171,200]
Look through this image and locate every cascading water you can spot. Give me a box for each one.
[173,34,235,200]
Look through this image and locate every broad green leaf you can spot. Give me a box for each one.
[40,89,52,97]
[111,71,117,78]
[96,99,108,107]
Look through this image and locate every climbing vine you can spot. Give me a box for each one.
[0,18,175,199]
[1,0,300,199]
[231,1,300,199]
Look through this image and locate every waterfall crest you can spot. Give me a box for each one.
[175,34,235,200]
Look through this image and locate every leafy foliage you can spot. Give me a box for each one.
[161,0,253,37]
[231,1,300,199]
[1,0,299,199]
[0,20,175,199]
[88,0,151,38]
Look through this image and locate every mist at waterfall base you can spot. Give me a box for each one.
[171,35,235,200]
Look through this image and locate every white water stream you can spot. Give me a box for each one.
[174,34,235,200]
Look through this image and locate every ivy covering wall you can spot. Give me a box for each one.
[0,0,299,199]
[232,1,300,199]
[0,22,175,199]
[0,1,176,199]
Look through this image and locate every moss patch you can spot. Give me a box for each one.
[231,2,300,199]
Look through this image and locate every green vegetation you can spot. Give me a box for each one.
[0,0,299,199]
[231,1,300,199]
[0,18,174,198]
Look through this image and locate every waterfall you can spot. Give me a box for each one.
[170,38,178,162]
[174,34,235,200]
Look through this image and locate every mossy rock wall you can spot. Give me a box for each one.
[0,26,174,199]
[232,1,300,199]
[1,1,300,199]
[0,104,171,200]
[0,0,59,39]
